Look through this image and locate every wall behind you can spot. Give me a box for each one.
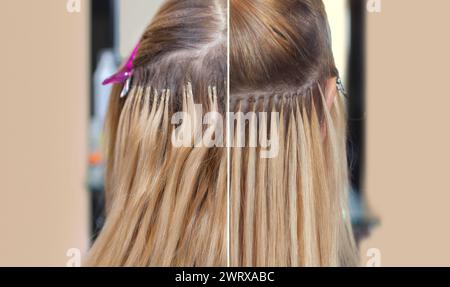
[118,0,165,58]
[0,0,89,266]
[362,0,450,266]
[323,0,349,83]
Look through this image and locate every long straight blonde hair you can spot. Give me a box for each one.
[229,0,358,266]
[86,0,358,267]
[87,0,228,266]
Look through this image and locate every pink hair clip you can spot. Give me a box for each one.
[102,42,140,98]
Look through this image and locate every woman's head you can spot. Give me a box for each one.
[230,0,336,93]
[88,0,228,267]
[87,0,358,267]
[228,0,357,267]
[133,0,227,111]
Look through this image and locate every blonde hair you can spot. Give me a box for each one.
[86,0,358,267]
[229,0,358,266]
[87,0,227,266]
[230,90,357,266]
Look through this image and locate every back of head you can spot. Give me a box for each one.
[231,0,335,93]
[134,0,227,111]
[87,0,228,267]
[229,0,358,266]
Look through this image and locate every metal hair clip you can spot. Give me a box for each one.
[120,76,132,98]
[336,77,348,98]
[102,42,140,98]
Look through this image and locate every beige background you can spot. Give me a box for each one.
[0,0,89,266]
[0,0,450,266]
[361,0,450,266]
